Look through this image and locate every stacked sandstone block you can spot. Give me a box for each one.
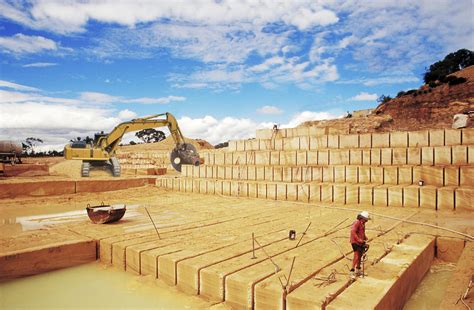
[159,128,474,211]
[116,151,173,171]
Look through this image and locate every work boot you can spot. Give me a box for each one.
[356,268,363,277]
[349,269,356,280]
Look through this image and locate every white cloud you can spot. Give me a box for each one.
[0,1,339,34]
[22,62,58,68]
[350,92,378,101]
[177,115,258,145]
[79,92,120,104]
[281,111,341,128]
[0,33,57,54]
[257,105,283,115]
[0,80,40,92]
[79,92,186,105]
[118,109,138,120]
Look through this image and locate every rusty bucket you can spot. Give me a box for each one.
[86,202,126,224]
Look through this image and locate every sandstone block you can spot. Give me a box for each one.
[346,184,359,204]
[307,150,318,165]
[309,136,328,149]
[444,167,459,186]
[296,151,307,165]
[346,166,358,183]
[392,148,407,165]
[248,183,257,198]
[280,151,297,165]
[407,148,421,165]
[390,131,408,147]
[318,150,329,165]
[297,184,310,202]
[358,166,370,184]
[282,167,292,182]
[444,129,462,146]
[359,185,373,205]
[287,184,297,201]
[434,147,452,165]
[384,167,398,185]
[403,186,419,208]
[334,166,346,183]
[388,186,403,207]
[359,134,372,148]
[462,128,474,145]
[409,130,429,147]
[429,129,444,146]
[273,139,283,150]
[398,167,413,185]
[372,133,390,148]
[381,148,392,165]
[255,166,265,181]
[455,188,473,211]
[373,186,388,206]
[300,137,310,150]
[420,186,437,209]
[309,183,320,202]
[263,166,272,181]
[269,151,280,165]
[437,187,455,210]
[452,146,467,165]
[350,149,362,165]
[460,166,474,186]
[328,134,339,148]
[283,137,300,151]
[340,134,359,149]
[333,184,346,204]
[421,147,434,166]
[413,166,444,186]
[371,149,381,165]
[322,166,334,182]
[362,150,371,165]
[311,167,322,182]
[371,167,384,184]
[321,184,333,203]
[292,167,302,182]
[276,183,286,200]
[273,167,283,182]
[257,183,267,199]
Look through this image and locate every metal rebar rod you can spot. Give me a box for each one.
[145,207,161,240]
[251,232,256,259]
[285,257,296,288]
[254,237,281,273]
[295,222,312,248]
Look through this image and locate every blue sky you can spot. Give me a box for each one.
[0,0,472,149]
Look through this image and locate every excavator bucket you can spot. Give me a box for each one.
[170,143,200,172]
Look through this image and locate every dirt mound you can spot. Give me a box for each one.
[301,65,474,133]
[50,160,113,178]
[119,136,213,152]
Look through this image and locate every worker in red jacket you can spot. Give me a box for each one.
[350,211,370,278]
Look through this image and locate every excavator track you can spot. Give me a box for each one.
[110,157,121,177]
[81,162,90,177]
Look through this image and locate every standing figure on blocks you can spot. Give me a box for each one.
[350,211,370,278]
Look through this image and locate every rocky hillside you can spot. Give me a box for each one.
[300,65,474,134]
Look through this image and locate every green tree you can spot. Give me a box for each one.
[424,49,474,84]
[135,129,166,143]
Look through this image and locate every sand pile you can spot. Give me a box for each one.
[50,160,113,178]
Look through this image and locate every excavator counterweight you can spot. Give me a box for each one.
[64,112,200,177]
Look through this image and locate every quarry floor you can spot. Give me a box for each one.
[1,184,473,309]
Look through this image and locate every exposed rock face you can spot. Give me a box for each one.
[300,65,474,134]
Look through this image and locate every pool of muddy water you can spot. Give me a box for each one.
[0,261,218,309]
[403,262,456,310]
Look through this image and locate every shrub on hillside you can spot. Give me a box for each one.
[448,77,467,86]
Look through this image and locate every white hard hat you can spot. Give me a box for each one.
[360,211,370,220]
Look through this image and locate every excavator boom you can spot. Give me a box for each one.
[64,112,199,177]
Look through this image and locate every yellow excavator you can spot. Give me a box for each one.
[64,112,200,177]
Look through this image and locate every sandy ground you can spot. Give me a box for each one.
[1,185,472,309]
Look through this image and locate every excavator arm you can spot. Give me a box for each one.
[97,113,185,154]
[64,112,199,176]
